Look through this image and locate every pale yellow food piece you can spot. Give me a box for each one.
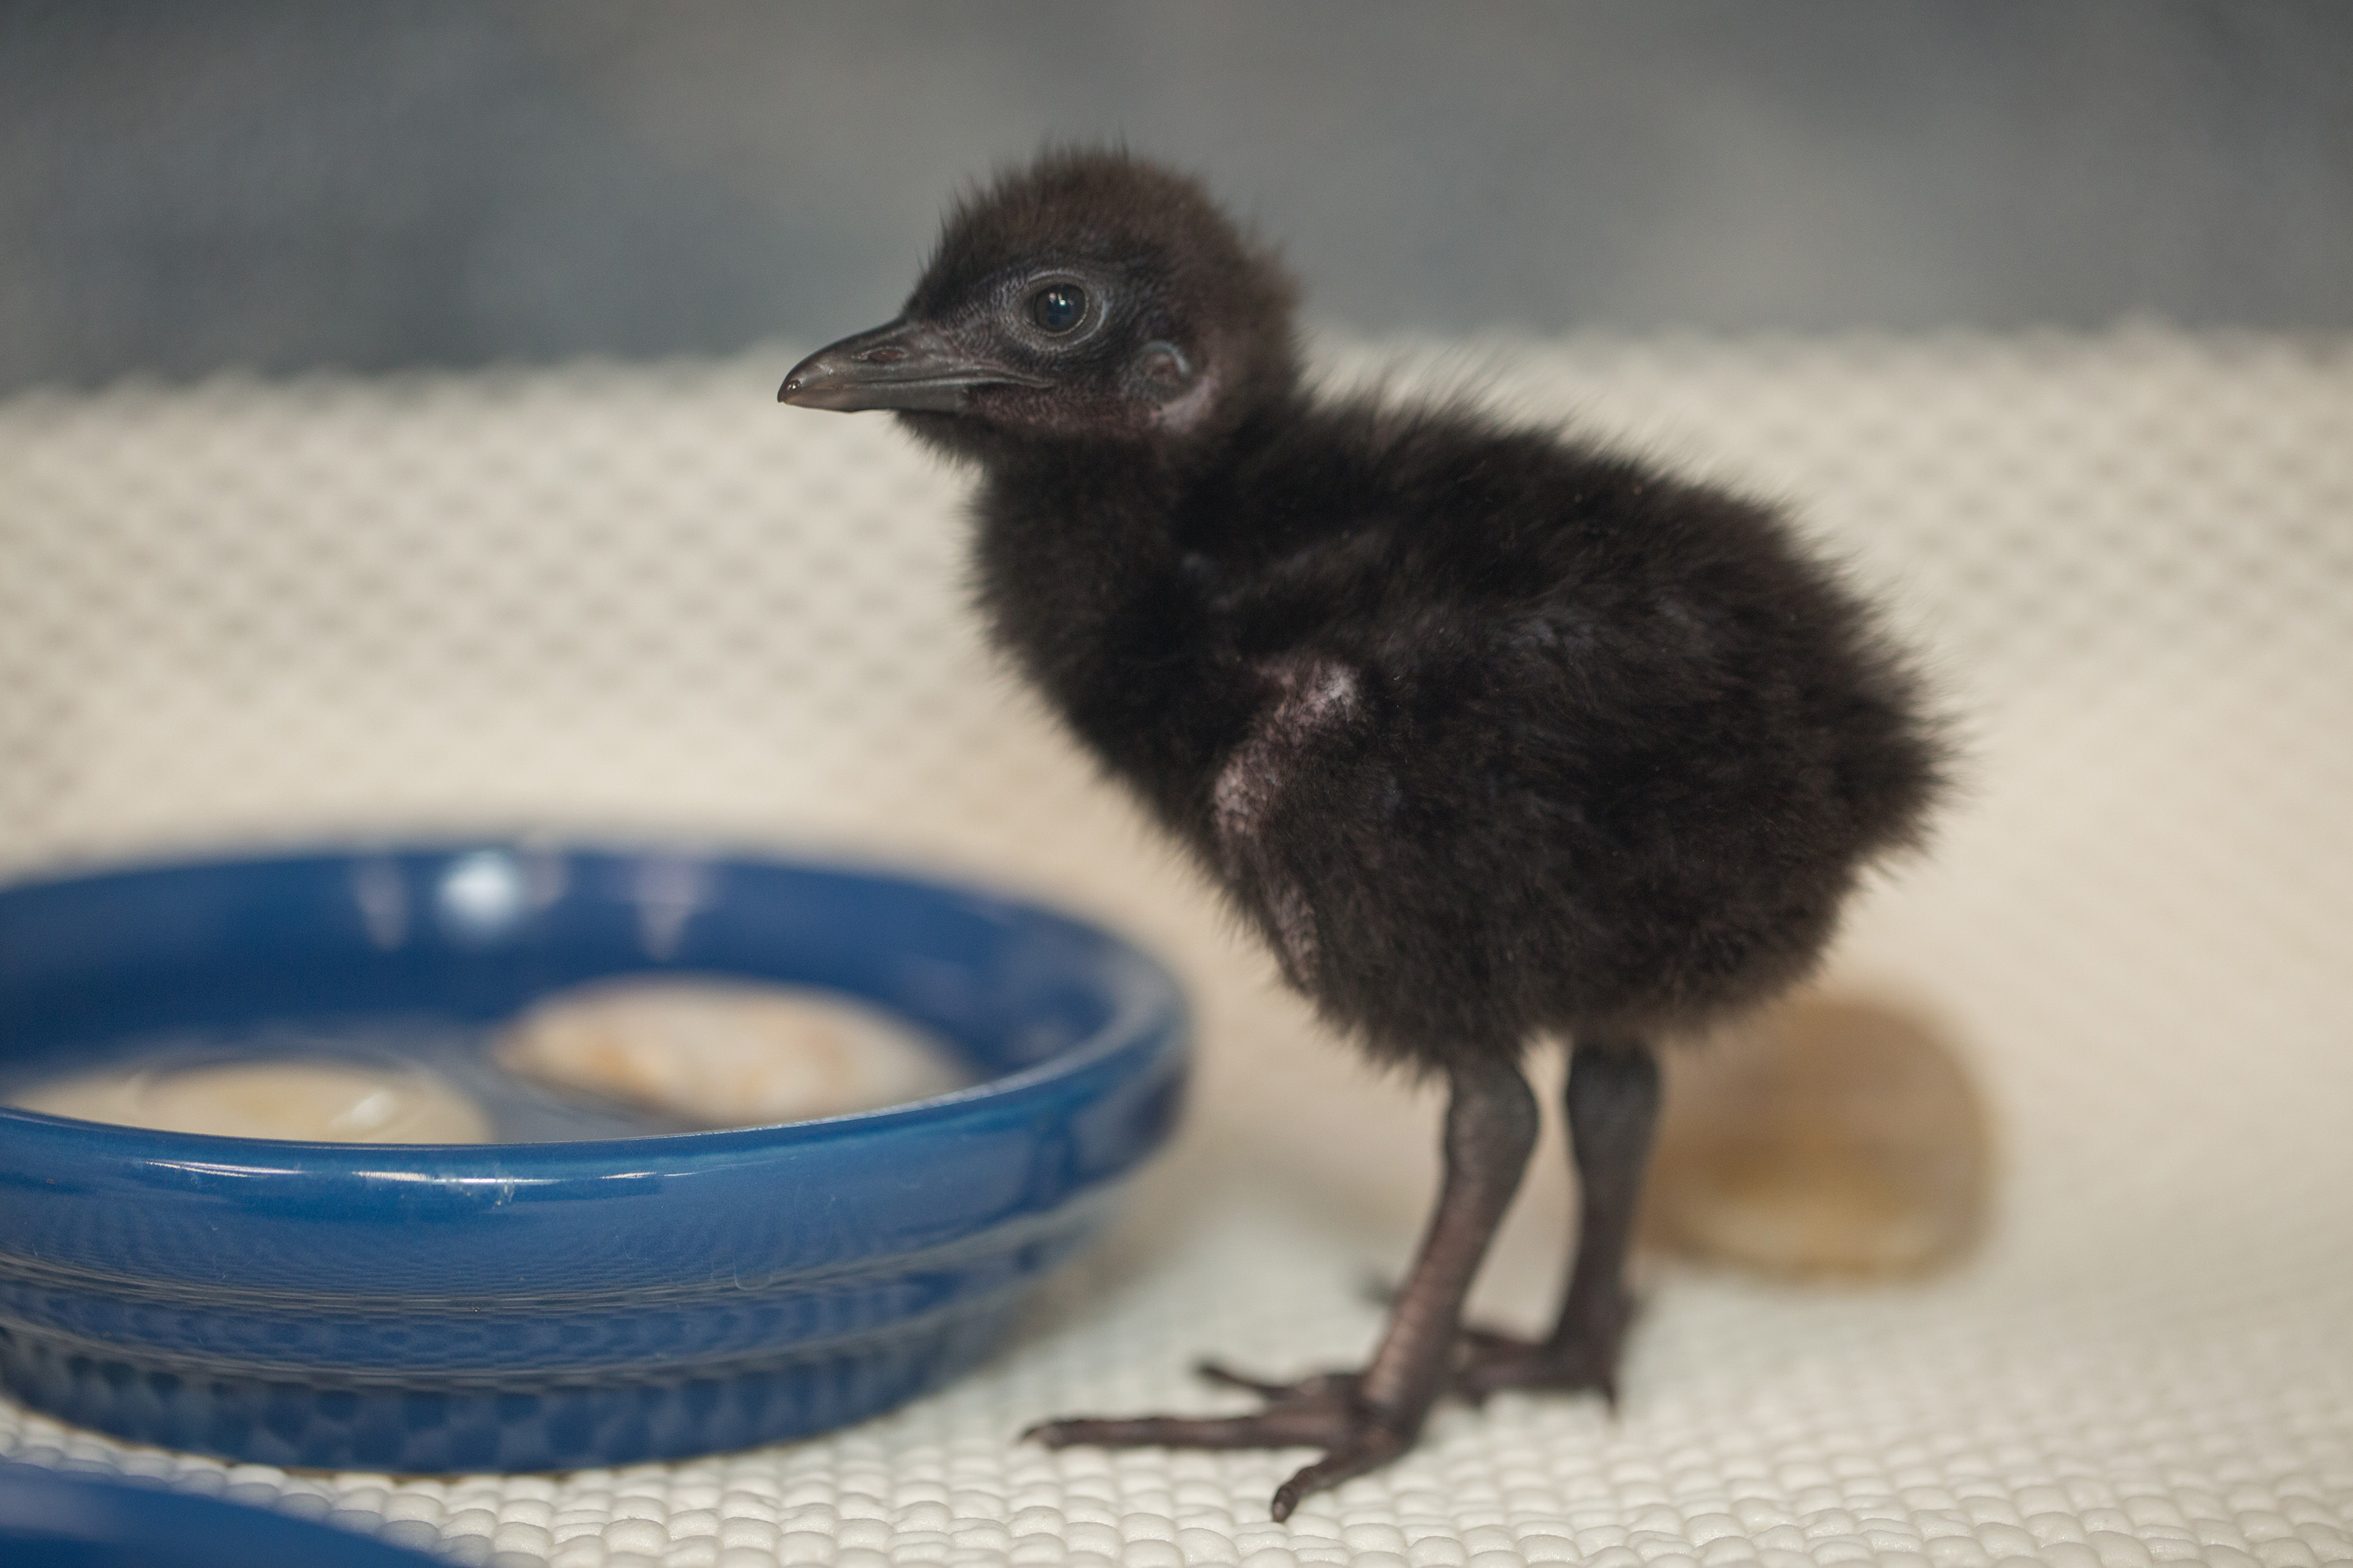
[11,1061,494,1143]
[495,978,968,1129]
[1640,992,1993,1281]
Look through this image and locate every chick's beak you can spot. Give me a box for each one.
[778,317,1051,412]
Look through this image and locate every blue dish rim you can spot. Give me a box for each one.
[0,837,1187,1171]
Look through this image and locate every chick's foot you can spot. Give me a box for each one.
[1026,1362,1412,1521]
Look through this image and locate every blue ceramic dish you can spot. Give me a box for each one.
[0,845,1187,1472]
[0,1460,445,1567]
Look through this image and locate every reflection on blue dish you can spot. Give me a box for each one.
[0,845,1188,1472]
[0,1460,445,1567]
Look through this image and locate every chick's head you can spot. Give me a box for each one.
[783,148,1298,456]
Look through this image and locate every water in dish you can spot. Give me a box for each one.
[4,977,969,1142]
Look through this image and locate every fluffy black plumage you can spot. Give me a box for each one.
[783,147,1943,1520]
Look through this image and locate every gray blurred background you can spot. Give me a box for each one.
[3,0,2348,395]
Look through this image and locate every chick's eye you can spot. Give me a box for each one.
[1029,284,1085,334]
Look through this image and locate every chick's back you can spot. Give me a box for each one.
[1168,399,1942,1067]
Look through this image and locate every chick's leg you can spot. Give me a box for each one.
[1029,1058,1538,1521]
[1459,1037,1659,1402]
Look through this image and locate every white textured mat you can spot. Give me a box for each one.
[1,332,2350,1567]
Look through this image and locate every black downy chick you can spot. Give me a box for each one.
[781,149,1944,1520]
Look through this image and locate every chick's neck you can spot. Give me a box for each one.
[966,407,1298,829]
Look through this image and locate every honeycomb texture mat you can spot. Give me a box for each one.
[2,331,2350,1566]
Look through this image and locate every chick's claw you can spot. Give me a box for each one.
[1268,1421,1412,1522]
